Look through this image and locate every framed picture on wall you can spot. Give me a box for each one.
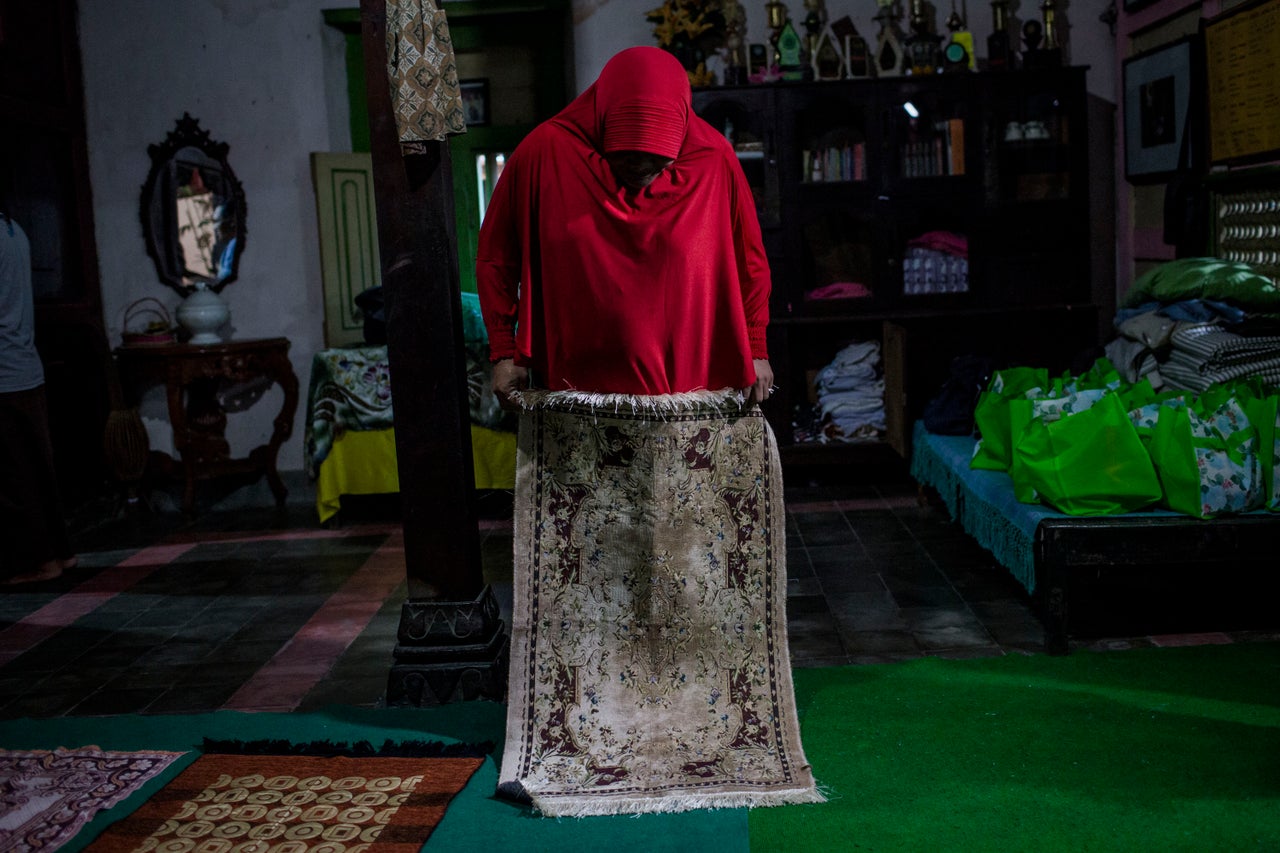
[1122,37,1195,183]
[460,79,490,127]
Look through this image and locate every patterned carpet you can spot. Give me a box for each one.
[500,394,821,815]
[0,747,182,852]
[83,746,484,853]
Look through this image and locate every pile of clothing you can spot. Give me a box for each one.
[1104,258,1280,393]
[807,340,886,442]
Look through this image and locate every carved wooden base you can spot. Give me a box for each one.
[114,338,298,514]
[385,585,509,706]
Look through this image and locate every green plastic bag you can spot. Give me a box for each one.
[1008,387,1112,503]
[1203,380,1274,511]
[1006,395,1041,504]
[1238,393,1279,512]
[971,367,1048,471]
[1074,356,1123,393]
[1148,396,1263,518]
[1125,387,1187,449]
[1029,387,1108,423]
[1010,392,1162,515]
[1117,376,1158,411]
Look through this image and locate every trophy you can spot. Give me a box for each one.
[987,0,1013,71]
[904,0,942,75]
[832,15,871,78]
[1020,0,1062,71]
[873,0,905,77]
[943,6,976,72]
[777,19,806,80]
[765,0,789,63]
[802,0,826,56]
[724,0,749,84]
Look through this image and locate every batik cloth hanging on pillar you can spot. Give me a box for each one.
[385,0,466,153]
[498,389,824,817]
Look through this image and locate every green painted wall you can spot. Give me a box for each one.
[323,3,570,292]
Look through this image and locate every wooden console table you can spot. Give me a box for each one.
[116,338,299,513]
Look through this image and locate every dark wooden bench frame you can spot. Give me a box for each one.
[1034,515,1278,653]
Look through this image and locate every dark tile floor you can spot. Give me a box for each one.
[1,467,1275,721]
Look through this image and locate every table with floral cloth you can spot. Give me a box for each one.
[304,345,516,523]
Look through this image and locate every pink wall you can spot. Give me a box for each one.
[1113,0,1225,298]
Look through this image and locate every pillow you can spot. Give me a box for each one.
[1121,257,1280,310]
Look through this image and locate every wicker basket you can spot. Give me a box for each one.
[121,296,177,346]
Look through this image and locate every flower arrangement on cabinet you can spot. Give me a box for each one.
[646,0,728,85]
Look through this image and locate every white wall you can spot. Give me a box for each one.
[79,0,350,470]
[77,0,1118,476]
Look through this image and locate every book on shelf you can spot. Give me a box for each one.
[804,143,866,182]
[902,141,941,178]
[905,120,965,178]
[948,118,965,175]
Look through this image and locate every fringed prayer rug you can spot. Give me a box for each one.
[0,747,183,853]
[84,739,488,853]
[498,390,823,816]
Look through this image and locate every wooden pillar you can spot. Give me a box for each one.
[359,0,506,705]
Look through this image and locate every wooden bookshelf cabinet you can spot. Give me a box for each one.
[694,68,1097,465]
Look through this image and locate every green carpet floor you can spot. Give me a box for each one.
[753,641,1280,852]
[1,642,1276,852]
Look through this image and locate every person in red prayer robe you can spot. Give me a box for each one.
[477,46,773,404]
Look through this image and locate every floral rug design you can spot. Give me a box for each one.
[499,391,822,816]
[0,747,183,853]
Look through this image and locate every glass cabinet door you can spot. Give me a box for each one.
[883,76,976,187]
[978,68,1090,307]
[787,85,881,309]
[985,69,1086,204]
[792,87,873,187]
[878,78,980,302]
[693,87,781,229]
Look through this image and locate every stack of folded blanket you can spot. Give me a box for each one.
[1162,323,1280,392]
[812,340,886,442]
[1106,302,1280,394]
[1105,258,1280,394]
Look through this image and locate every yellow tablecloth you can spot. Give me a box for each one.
[316,424,516,523]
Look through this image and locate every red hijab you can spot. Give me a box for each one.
[477,47,770,395]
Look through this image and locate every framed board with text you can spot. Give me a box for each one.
[1205,0,1280,166]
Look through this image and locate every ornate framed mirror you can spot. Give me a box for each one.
[140,113,246,294]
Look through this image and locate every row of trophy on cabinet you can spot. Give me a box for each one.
[715,0,1066,85]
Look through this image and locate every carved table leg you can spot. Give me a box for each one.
[251,445,288,507]
[264,348,298,508]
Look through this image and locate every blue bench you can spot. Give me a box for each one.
[909,421,1276,653]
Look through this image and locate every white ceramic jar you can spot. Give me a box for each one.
[176,281,229,344]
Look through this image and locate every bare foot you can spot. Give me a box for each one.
[1,560,64,585]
